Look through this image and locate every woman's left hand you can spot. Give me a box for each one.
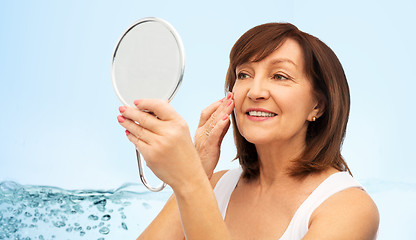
[117,99,205,191]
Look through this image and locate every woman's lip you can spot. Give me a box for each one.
[245,108,277,114]
[245,108,278,121]
[246,114,277,121]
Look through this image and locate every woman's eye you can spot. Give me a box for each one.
[237,72,250,79]
[273,74,289,81]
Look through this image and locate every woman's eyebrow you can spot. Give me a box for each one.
[270,58,297,68]
[236,62,252,71]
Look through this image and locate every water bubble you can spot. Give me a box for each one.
[99,226,110,235]
[13,208,22,216]
[101,214,111,221]
[73,204,84,214]
[66,227,73,232]
[80,231,86,236]
[97,238,105,240]
[52,221,66,228]
[32,218,38,223]
[39,235,44,240]
[86,226,91,230]
[121,214,126,219]
[8,217,17,225]
[94,199,107,212]
[88,214,99,221]
[29,200,39,208]
[99,222,104,227]
[121,222,128,230]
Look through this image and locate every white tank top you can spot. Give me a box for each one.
[213,166,364,239]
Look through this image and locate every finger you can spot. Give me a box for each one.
[119,105,161,134]
[218,118,231,146]
[198,93,233,128]
[125,129,149,151]
[203,93,234,131]
[198,101,222,127]
[134,99,178,121]
[117,115,157,143]
[206,113,232,147]
[224,94,235,115]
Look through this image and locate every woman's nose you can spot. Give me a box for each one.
[247,78,270,101]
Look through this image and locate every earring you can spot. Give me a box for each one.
[312,116,317,122]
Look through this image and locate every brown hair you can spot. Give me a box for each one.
[225,23,351,180]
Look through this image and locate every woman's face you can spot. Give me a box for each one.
[232,38,321,146]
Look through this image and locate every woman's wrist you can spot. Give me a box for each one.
[172,167,211,199]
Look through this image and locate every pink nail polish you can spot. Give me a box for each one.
[117,115,125,123]
[222,114,229,121]
[134,100,140,105]
[226,92,232,100]
[119,106,126,113]
[125,130,130,136]
[227,100,233,106]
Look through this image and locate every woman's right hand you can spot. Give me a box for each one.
[194,93,234,179]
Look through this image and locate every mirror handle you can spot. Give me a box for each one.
[136,150,167,192]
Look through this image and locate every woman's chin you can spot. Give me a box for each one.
[243,134,276,146]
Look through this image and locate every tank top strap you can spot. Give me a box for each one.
[213,167,243,219]
[279,171,364,239]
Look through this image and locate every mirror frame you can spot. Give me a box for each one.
[111,17,185,192]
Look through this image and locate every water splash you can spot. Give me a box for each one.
[0,181,170,239]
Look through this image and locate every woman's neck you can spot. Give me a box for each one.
[254,136,306,189]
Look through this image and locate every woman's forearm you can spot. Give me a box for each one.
[174,173,231,240]
[137,194,184,240]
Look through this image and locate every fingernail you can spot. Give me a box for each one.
[117,115,125,123]
[119,106,126,113]
[222,114,229,121]
[134,100,140,105]
[220,97,225,103]
[125,130,130,136]
[226,92,232,99]
[227,100,233,106]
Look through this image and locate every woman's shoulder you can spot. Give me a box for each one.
[305,184,379,239]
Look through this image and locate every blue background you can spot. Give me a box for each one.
[1,0,415,238]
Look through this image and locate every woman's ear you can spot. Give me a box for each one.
[308,95,325,121]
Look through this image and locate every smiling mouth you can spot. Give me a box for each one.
[247,111,277,117]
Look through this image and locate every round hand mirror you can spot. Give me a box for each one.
[111,17,185,192]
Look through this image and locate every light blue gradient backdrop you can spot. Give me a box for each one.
[1,0,415,238]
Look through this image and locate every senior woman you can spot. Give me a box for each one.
[117,23,379,239]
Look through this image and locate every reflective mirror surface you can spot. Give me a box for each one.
[112,17,184,105]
